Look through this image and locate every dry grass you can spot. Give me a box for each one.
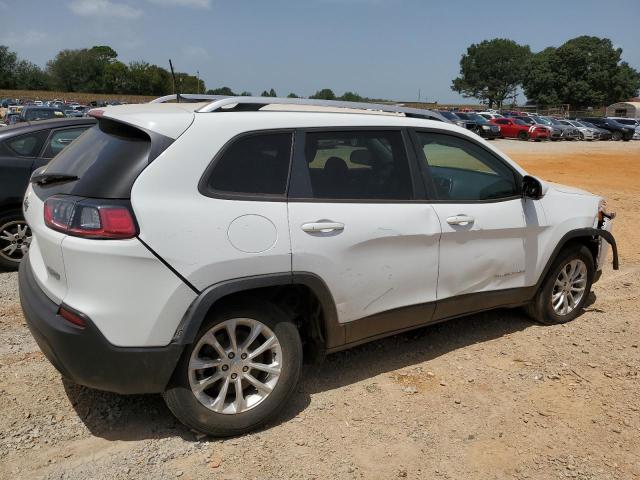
[0,89,156,104]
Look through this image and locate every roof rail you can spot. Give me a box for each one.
[150,94,229,104]
[193,96,448,122]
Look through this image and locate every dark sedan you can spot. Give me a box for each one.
[454,112,501,140]
[0,117,96,269]
[579,117,635,141]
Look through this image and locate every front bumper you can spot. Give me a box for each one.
[19,255,184,394]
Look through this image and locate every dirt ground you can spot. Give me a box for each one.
[1,140,639,480]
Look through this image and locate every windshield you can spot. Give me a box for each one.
[465,113,488,123]
[439,111,460,121]
[24,109,64,121]
[613,118,637,126]
[532,116,552,126]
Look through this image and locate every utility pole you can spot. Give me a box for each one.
[196,70,200,94]
[418,88,421,102]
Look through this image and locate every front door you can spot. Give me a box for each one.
[287,129,441,346]
[412,130,530,319]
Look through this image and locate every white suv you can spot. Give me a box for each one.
[19,95,618,437]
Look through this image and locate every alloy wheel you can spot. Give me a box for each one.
[551,259,587,315]
[0,220,32,264]
[188,318,282,414]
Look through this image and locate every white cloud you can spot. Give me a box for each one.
[146,0,211,8]
[182,45,210,60]
[68,0,142,19]
[1,29,48,47]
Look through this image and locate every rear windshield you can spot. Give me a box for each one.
[24,109,64,121]
[38,119,152,199]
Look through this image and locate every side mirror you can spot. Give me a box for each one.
[522,175,543,200]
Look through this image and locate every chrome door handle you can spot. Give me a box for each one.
[446,215,475,226]
[301,221,345,233]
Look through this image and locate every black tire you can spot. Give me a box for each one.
[525,244,595,325]
[163,300,303,437]
[518,131,529,141]
[612,131,622,141]
[0,210,31,271]
[579,132,585,141]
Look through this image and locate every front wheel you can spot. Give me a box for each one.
[526,245,595,325]
[612,131,622,141]
[518,131,529,141]
[163,301,302,437]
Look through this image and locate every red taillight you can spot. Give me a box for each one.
[58,305,86,328]
[44,195,137,239]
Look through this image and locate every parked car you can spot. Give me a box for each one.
[18,96,618,437]
[64,105,87,118]
[0,118,95,269]
[477,112,504,120]
[607,117,640,140]
[17,106,66,123]
[578,121,612,140]
[452,112,501,140]
[3,113,21,125]
[490,117,550,141]
[578,117,634,141]
[557,120,599,141]
[436,110,469,128]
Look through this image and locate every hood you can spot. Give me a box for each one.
[548,182,594,197]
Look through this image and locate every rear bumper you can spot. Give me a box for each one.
[19,255,184,394]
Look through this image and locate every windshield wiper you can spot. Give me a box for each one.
[31,172,78,186]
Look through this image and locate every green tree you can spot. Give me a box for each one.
[339,91,363,102]
[286,92,299,98]
[268,88,277,97]
[103,61,130,94]
[451,39,531,108]
[207,86,236,95]
[14,60,50,90]
[0,45,18,88]
[523,36,640,107]
[310,88,336,100]
[239,91,252,96]
[47,45,118,92]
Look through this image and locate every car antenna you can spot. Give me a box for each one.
[169,59,180,103]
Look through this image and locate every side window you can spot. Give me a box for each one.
[205,132,292,196]
[416,132,519,201]
[42,127,90,159]
[301,130,413,200]
[4,131,48,157]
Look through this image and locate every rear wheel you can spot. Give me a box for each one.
[612,131,622,141]
[163,301,303,437]
[518,131,529,141]
[526,245,595,325]
[0,211,32,271]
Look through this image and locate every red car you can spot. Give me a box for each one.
[490,118,550,141]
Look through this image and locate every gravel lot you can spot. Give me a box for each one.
[1,140,639,480]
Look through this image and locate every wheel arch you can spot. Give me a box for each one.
[171,272,344,351]
[536,228,618,289]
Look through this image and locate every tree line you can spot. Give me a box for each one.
[451,36,640,109]
[0,45,204,96]
[0,44,375,102]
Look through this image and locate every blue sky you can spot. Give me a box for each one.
[2,0,639,102]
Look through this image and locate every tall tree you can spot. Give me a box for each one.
[340,91,363,102]
[0,45,18,88]
[14,60,50,90]
[207,86,236,95]
[310,88,336,100]
[451,39,531,108]
[523,36,640,107]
